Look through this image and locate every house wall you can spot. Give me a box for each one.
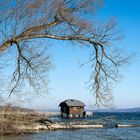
[60,104,69,114]
[69,106,84,115]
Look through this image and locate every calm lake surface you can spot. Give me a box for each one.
[1,112,140,140]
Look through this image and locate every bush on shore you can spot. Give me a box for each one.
[0,112,48,135]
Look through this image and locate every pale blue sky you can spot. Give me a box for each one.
[25,0,140,110]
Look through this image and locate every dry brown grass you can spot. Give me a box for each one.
[0,112,48,135]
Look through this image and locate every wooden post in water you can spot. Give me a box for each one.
[83,111,86,118]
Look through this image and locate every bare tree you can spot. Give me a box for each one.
[0,0,129,106]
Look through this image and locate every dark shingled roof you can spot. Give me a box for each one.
[59,99,85,107]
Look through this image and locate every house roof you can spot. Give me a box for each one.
[59,99,85,107]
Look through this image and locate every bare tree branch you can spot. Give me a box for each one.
[0,0,130,107]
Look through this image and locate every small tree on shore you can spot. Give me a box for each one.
[0,0,129,107]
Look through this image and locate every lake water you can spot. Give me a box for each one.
[0,112,140,140]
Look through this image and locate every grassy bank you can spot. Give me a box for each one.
[0,112,49,135]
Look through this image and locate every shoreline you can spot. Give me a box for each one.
[5,120,140,135]
[0,112,140,135]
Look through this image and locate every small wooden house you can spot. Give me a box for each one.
[59,99,85,118]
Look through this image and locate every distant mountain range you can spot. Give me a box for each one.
[94,107,140,113]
